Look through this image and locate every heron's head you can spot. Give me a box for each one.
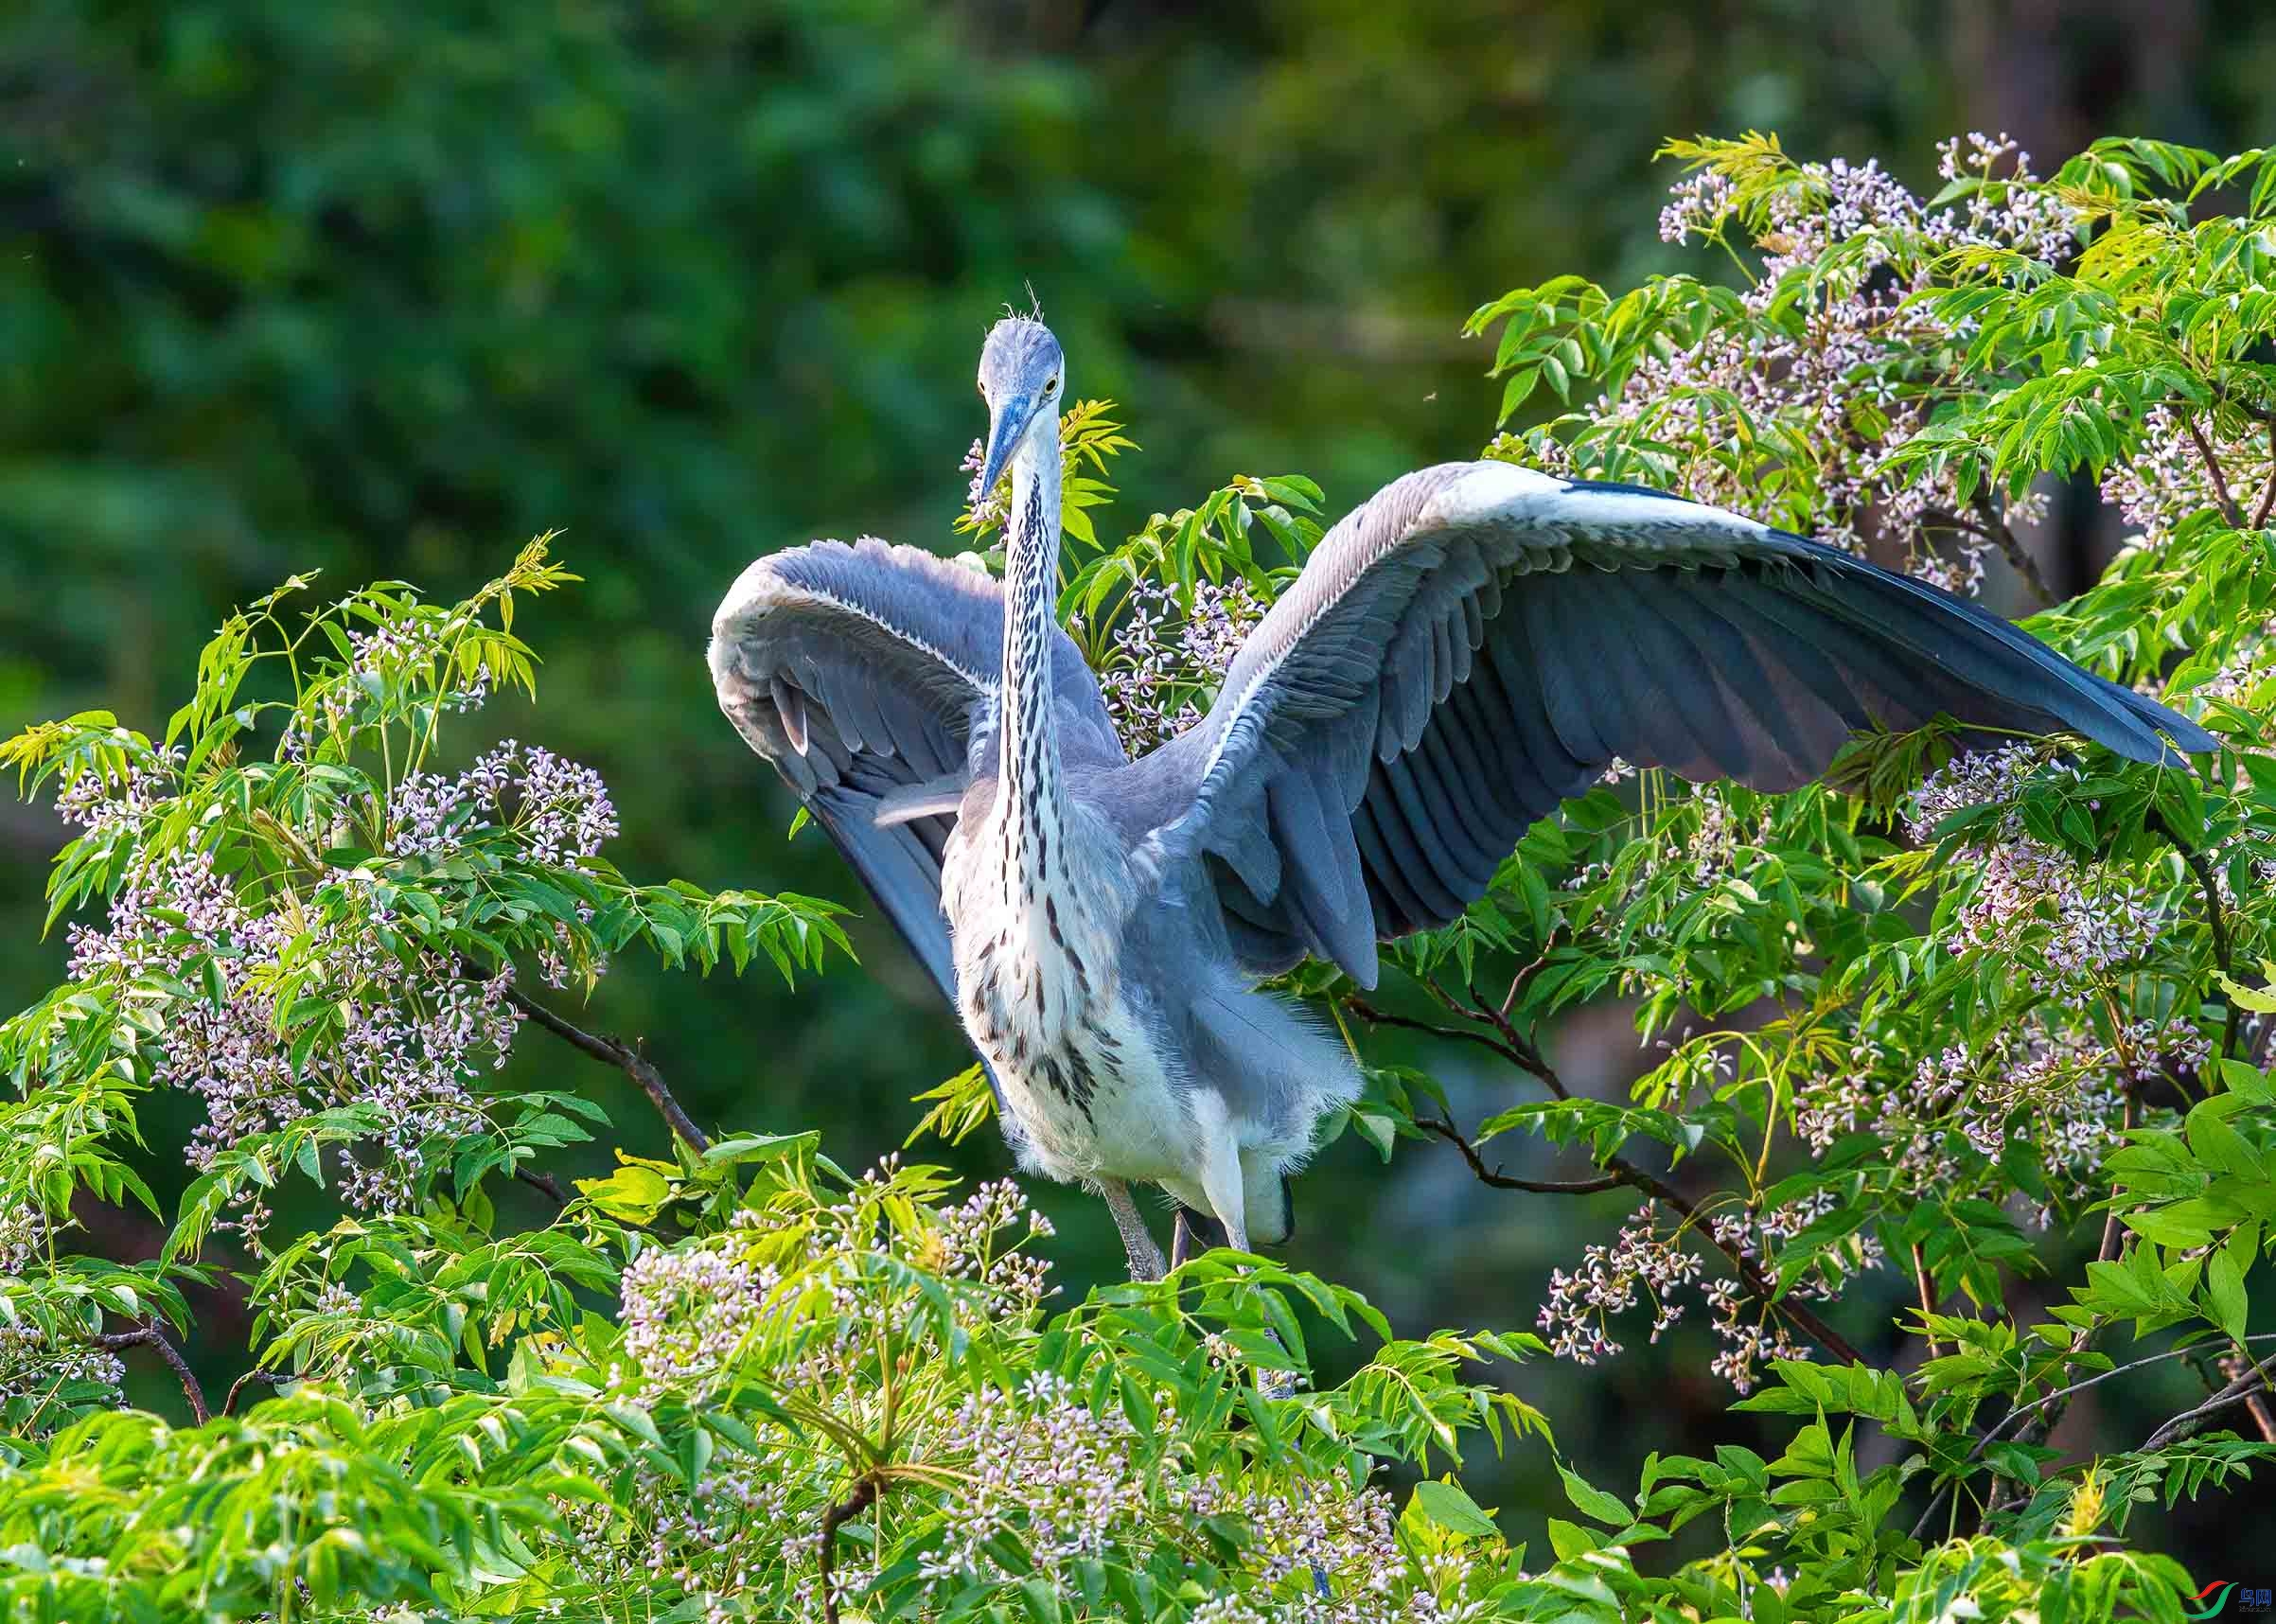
[976,315,1066,496]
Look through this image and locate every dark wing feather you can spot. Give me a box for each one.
[709,537,1123,1145]
[1141,462,2214,988]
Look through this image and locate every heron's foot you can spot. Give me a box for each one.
[1171,1205,1228,1270]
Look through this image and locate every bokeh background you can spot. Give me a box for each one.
[8,0,2275,1571]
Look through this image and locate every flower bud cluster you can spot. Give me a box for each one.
[1537,1210,1704,1365]
[1592,133,2073,591]
[1099,576,1268,750]
[55,732,620,1245]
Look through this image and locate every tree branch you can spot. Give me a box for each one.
[1499,930,1566,1021]
[221,1365,282,1418]
[2144,1363,2276,1450]
[1344,997,1538,1074]
[517,1166,571,1207]
[1356,993,1868,1368]
[2182,413,2247,528]
[1925,495,2055,606]
[1918,1094,2143,1538]
[1913,1330,2276,1543]
[506,987,711,1155]
[97,1326,209,1423]
[1415,1114,1623,1194]
[2148,809,2239,1060]
[817,1473,880,1624]
[2253,417,2276,530]
[1913,1243,1942,1359]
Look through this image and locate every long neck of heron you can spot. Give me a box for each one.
[997,413,1065,876]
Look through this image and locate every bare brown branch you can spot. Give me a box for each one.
[2149,810,2239,1060]
[818,1474,881,1624]
[1920,501,2055,606]
[1415,1115,1623,1194]
[1499,930,1566,1021]
[97,1326,209,1423]
[1913,1243,1942,1358]
[1350,991,1868,1368]
[2182,413,2248,528]
[2254,417,2276,530]
[517,1166,571,1207]
[1343,997,1537,1073]
[221,1365,280,1418]
[2144,1364,2276,1450]
[506,987,712,1155]
[2221,1350,2276,1443]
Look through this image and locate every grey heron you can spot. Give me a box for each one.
[709,314,2215,1281]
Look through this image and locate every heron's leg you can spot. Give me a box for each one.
[1197,1121,1312,1405]
[1196,1128,1250,1257]
[1096,1178,1167,1281]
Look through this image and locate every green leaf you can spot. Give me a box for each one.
[1557,1462,1633,1527]
[2208,1240,2250,1343]
[1411,1478,1501,1539]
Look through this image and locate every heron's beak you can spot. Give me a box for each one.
[978,393,1038,501]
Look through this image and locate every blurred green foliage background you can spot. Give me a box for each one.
[7,0,2275,1565]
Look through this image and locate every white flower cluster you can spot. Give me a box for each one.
[1609,133,2076,591]
[2102,401,2275,552]
[919,1370,1150,1584]
[0,1201,44,1276]
[0,1320,125,1425]
[1100,576,1267,750]
[621,1215,783,1395]
[1907,745,2163,993]
[53,746,184,835]
[1537,1210,1704,1366]
[962,437,1008,531]
[64,848,514,1237]
[1711,1192,1886,1305]
[1701,1278,1810,1396]
[56,734,620,1244]
[926,1176,1056,1313]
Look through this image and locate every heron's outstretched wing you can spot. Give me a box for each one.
[1145,461,2216,988]
[709,538,1120,1125]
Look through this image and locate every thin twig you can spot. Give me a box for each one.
[1916,1096,2141,1539]
[517,1166,571,1207]
[1418,975,1573,1100]
[1913,1244,1942,1358]
[1498,930,1566,1022]
[2182,414,2247,528]
[1949,493,2056,607]
[2143,1364,2276,1450]
[817,1474,881,1624]
[507,988,711,1155]
[2220,1351,2276,1443]
[1356,995,1866,1368]
[97,1326,210,1423]
[2148,810,2239,1060]
[1344,997,1537,1073]
[2254,417,2276,530]
[1913,1331,2276,1543]
[1416,1115,1623,1194]
[221,1365,282,1418]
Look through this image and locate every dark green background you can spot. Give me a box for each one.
[7,0,2272,1570]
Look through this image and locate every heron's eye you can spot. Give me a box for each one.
[1045,375,1059,394]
